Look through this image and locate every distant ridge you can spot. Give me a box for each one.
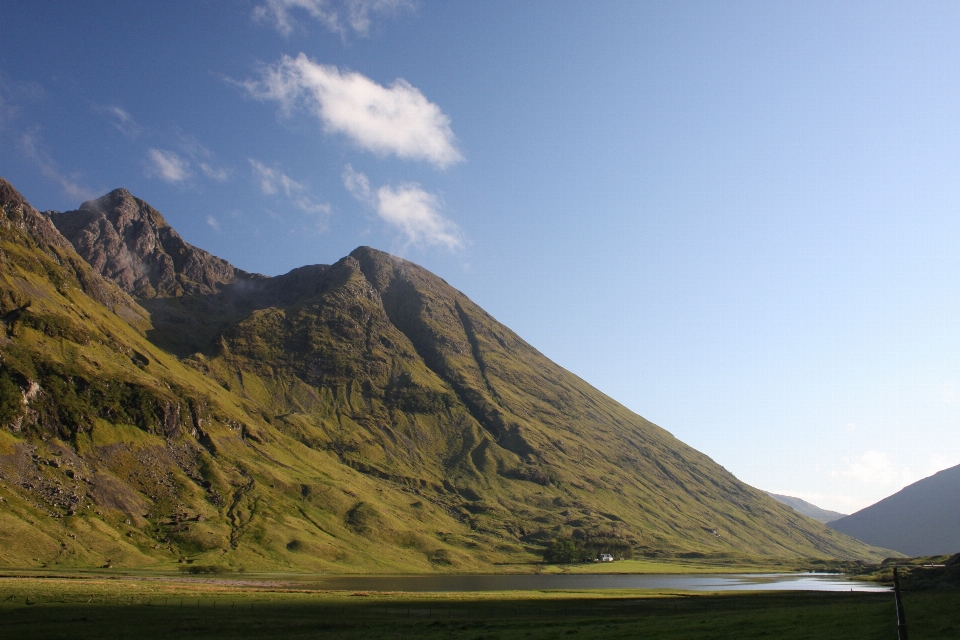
[766,493,846,524]
[828,464,960,556]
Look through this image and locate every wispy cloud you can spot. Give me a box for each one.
[253,0,414,37]
[342,163,373,202]
[146,148,190,183]
[20,132,95,201]
[206,216,221,231]
[199,163,229,182]
[176,133,230,182]
[249,158,330,215]
[175,132,212,160]
[294,197,331,215]
[824,450,960,512]
[343,164,462,249]
[99,105,141,138]
[0,93,17,132]
[250,158,304,196]
[0,74,43,132]
[243,54,462,168]
[831,450,911,487]
[377,183,461,249]
[144,135,230,185]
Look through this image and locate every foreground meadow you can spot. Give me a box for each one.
[1,572,957,639]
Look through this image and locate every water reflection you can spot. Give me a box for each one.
[311,573,888,593]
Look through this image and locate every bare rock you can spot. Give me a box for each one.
[49,188,264,299]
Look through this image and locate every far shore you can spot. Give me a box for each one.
[0,555,863,580]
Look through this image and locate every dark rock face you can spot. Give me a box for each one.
[50,189,263,299]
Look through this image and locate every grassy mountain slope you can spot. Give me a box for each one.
[0,178,890,570]
[0,180,487,572]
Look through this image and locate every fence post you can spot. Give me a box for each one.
[893,567,908,640]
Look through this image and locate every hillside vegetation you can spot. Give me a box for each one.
[0,178,889,571]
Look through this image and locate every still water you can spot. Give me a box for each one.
[310,573,888,593]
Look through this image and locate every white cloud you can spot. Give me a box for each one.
[249,158,304,196]
[104,106,141,138]
[199,163,230,182]
[146,148,190,183]
[0,75,43,132]
[145,141,229,184]
[831,450,907,486]
[829,449,955,490]
[176,132,212,160]
[176,133,230,181]
[377,183,461,248]
[206,216,221,231]
[20,132,95,201]
[249,158,330,214]
[293,196,330,214]
[244,54,462,168]
[0,93,18,131]
[345,0,412,34]
[253,0,414,37]
[825,450,960,512]
[925,453,960,479]
[342,163,373,203]
[343,165,462,249]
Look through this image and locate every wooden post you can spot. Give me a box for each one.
[893,567,908,640]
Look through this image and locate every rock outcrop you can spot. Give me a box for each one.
[49,189,263,299]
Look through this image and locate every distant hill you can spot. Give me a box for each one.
[828,464,960,556]
[0,176,887,570]
[766,493,846,524]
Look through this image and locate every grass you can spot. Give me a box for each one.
[0,572,957,639]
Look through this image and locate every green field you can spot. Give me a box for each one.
[1,572,956,639]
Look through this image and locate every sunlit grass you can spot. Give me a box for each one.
[1,573,956,639]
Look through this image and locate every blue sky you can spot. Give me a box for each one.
[3,1,960,513]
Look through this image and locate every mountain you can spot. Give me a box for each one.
[0,177,889,571]
[829,464,960,556]
[50,188,262,299]
[766,493,846,524]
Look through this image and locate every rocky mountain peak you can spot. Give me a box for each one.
[0,178,138,311]
[0,177,68,249]
[50,189,263,299]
